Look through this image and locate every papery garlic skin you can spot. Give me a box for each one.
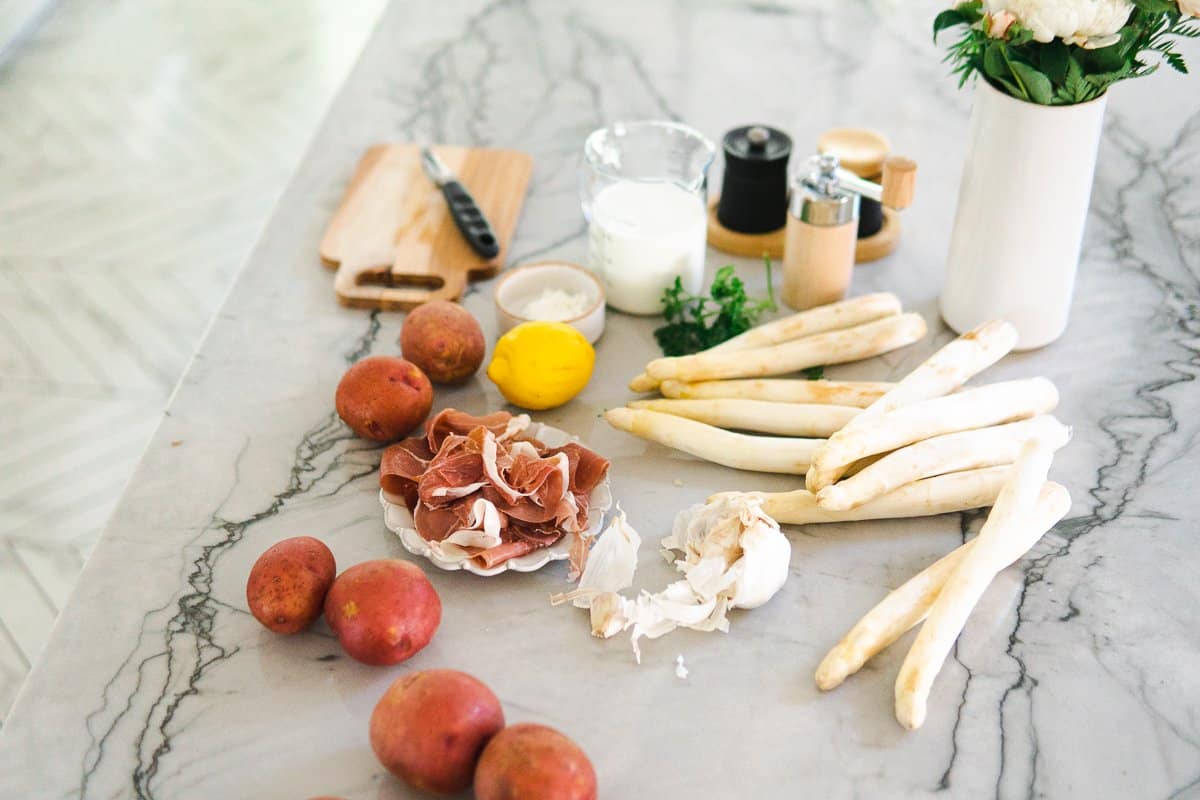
[589,591,635,638]
[626,494,791,661]
[663,493,790,610]
[558,495,791,663]
[572,508,641,609]
[675,654,689,679]
[549,509,641,632]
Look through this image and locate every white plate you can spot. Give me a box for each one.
[380,421,613,577]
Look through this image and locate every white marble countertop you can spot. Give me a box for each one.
[2,1,1198,798]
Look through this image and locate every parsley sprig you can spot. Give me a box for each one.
[653,257,776,357]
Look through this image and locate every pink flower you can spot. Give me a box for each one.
[986,10,1018,38]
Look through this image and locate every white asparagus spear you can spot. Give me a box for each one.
[805,378,1059,494]
[659,378,895,407]
[724,465,1012,525]
[627,398,860,438]
[817,416,1070,511]
[629,374,666,393]
[643,313,927,384]
[699,292,902,354]
[629,293,902,392]
[894,439,1059,731]
[805,319,1018,493]
[815,481,1070,691]
[603,407,820,475]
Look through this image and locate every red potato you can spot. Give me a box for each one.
[323,559,441,665]
[370,669,505,794]
[400,301,486,384]
[335,356,433,442]
[246,537,336,634]
[474,723,597,800]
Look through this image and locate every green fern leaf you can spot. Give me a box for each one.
[1163,49,1188,73]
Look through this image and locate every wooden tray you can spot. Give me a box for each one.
[706,196,785,260]
[707,197,902,264]
[320,143,533,310]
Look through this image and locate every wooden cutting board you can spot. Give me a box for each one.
[319,143,533,310]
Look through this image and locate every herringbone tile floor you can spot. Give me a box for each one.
[0,0,387,721]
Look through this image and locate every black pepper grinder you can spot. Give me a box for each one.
[716,125,792,234]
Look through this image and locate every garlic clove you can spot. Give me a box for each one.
[589,591,634,638]
[573,507,642,609]
[727,517,791,609]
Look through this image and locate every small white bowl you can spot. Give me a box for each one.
[493,261,606,343]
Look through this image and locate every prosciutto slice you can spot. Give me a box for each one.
[468,539,541,569]
[380,410,610,573]
[418,432,488,508]
[412,496,504,547]
[426,408,529,451]
[379,436,434,508]
[548,443,610,495]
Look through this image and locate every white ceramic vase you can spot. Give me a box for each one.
[941,79,1107,350]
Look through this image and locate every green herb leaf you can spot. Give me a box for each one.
[933,9,970,41]
[1163,48,1188,73]
[803,366,825,381]
[653,262,776,357]
[1081,40,1129,73]
[1039,40,1070,84]
[1054,56,1095,104]
[982,41,1006,77]
[1008,27,1035,47]
[983,42,1019,94]
[1131,0,1177,13]
[763,254,776,309]
[1009,59,1054,104]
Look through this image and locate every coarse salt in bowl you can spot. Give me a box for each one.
[493,260,606,343]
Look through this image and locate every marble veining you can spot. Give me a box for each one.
[1,1,1198,798]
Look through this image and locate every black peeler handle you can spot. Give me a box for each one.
[442,181,499,260]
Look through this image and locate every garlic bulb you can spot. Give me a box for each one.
[660,492,791,611]
[558,494,791,662]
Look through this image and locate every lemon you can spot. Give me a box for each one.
[487,321,595,410]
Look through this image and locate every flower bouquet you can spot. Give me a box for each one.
[935,1,1199,348]
[936,0,1198,103]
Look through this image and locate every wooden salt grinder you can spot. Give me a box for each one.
[818,128,915,263]
[782,153,916,310]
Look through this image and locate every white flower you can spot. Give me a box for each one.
[985,0,1133,47]
[1181,0,1200,18]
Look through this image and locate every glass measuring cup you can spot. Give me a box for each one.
[580,121,716,315]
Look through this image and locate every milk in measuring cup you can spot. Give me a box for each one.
[587,180,707,315]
